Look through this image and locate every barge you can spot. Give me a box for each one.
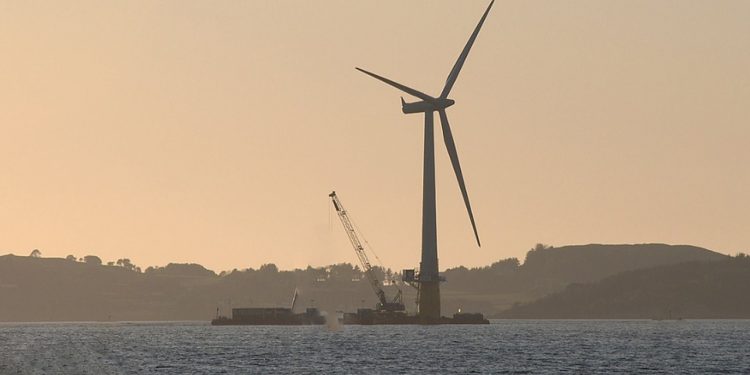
[211,306,489,325]
[341,309,489,325]
[211,307,325,325]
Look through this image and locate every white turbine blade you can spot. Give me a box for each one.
[438,110,481,247]
[356,67,434,102]
[440,0,495,99]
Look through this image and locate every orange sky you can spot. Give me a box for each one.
[1,0,748,272]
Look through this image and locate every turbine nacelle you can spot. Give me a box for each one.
[401,97,455,114]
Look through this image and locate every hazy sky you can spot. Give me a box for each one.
[1,0,748,272]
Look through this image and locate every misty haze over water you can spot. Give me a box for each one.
[1,320,749,374]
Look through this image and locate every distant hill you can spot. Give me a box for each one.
[0,243,731,321]
[0,256,381,321]
[497,255,750,319]
[441,243,726,314]
[520,243,726,284]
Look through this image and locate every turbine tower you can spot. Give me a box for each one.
[356,1,494,320]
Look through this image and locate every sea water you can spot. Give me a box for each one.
[1,320,749,374]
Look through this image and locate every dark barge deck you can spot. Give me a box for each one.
[211,307,488,325]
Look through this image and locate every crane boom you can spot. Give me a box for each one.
[329,191,404,312]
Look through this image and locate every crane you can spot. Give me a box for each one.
[329,191,405,312]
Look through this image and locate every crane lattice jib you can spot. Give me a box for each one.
[329,192,387,306]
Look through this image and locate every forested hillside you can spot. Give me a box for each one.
[498,255,750,319]
[0,243,729,321]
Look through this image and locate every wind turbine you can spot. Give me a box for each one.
[356,1,494,320]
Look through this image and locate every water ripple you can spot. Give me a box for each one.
[1,320,749,374]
